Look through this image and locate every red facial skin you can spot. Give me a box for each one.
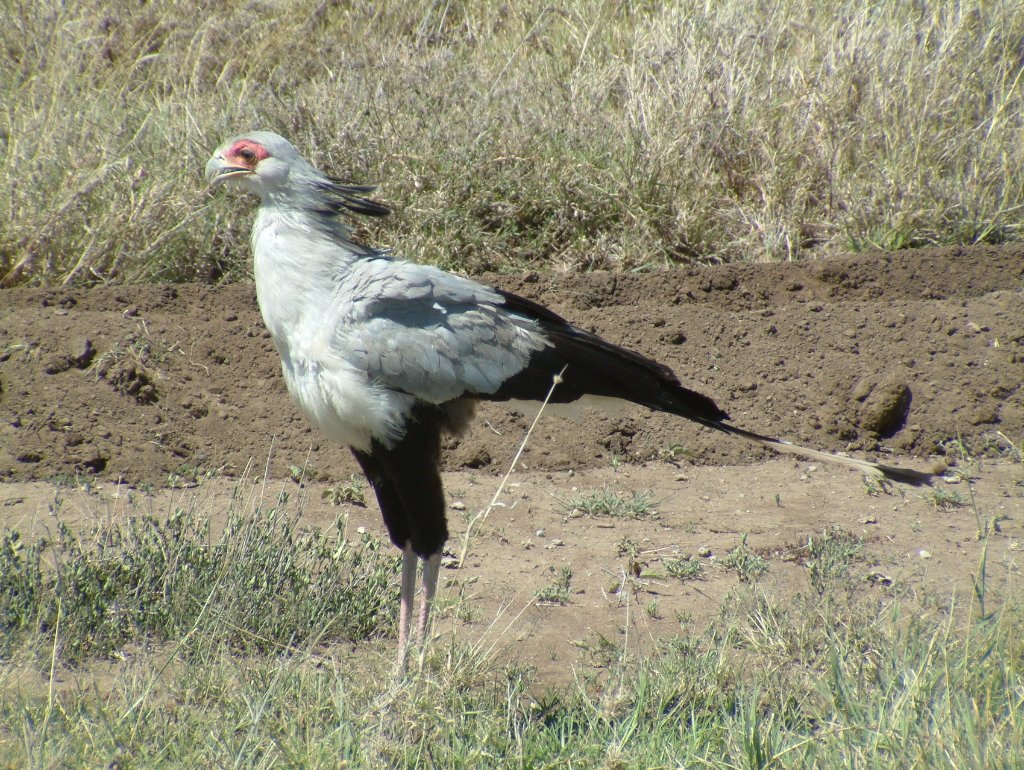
[225,139,270,170]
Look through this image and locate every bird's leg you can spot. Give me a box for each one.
[396,545,418,668]
[416,551,442,644]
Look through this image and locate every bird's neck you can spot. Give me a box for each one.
[252,197,371,270]
[250,200,366,338]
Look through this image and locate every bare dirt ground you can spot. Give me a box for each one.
[1,244,1022,681]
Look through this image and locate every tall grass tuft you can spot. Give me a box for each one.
[2,0,1022,285]
[0,487,398,662]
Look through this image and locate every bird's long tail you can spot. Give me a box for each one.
[492,288,935,487]
[693,419,935,486]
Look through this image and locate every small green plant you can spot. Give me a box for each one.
[615,537,640,560]
[862,473,893,497]
[322,475,366,506]
[536,566,573,605]
[664,557,703,582]
[925,488,967,510]
[560,486,661,518]
[805,528,864,595]
[659,443,695,462]
[721,535,768,583]
[47,488,64,515]
[973,537,991,621]
[48,472,94,492]
[166,462,219,489]
[613,538,645,582]
[574,631,623,668]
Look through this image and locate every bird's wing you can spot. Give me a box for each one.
[336,258,547,404]
[335,257,728,423]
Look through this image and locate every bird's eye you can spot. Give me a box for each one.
[238,147,256,162]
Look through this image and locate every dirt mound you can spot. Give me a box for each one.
[1,244,1022,484]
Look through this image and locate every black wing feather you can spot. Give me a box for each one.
[488,289,730,424]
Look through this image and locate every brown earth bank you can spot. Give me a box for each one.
[1,243,1021,485]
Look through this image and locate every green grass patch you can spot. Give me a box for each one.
[2,583,1021,767]
[0,491,398,663]
[804,527,865,596]
[664,555,704,582]
[560,485,661,518]
[925,487,969,510]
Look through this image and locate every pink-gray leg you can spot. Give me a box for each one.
[396,545,418,668]
[416,552,442,643]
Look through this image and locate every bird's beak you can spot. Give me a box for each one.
[205,155,251,187]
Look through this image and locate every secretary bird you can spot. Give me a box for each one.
[205,131,932,665]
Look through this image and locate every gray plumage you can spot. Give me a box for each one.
[337,257,548,407]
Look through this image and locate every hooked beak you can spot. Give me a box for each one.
[205,155,251,187]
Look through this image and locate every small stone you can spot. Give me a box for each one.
[450,501,466,510]
[697,546,713,558]
[918,549,932,559]
[535,529,546,537]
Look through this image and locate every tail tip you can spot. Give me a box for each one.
[874,462,943,487]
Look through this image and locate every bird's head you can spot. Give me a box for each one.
[205,131,391,219]
[205,131,307,199]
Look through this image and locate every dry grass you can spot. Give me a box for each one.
[2,0,1023,285]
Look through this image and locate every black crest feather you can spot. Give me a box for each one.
[316,178,392,218]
